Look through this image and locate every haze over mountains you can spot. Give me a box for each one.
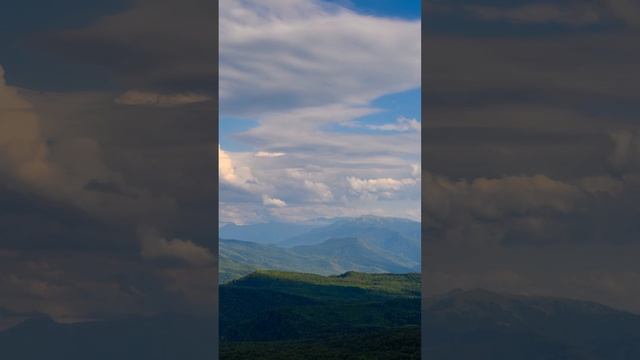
[219,215,421,283]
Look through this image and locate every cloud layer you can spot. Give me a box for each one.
[219,0,421,224]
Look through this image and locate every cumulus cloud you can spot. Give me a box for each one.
[348,176,417,193]
[219,146,258,191]
[218,146,239,184]
[262,194,287,208]
[347,176,418,201]
[303,179,333,202]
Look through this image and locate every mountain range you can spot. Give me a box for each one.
[219,215,421,283]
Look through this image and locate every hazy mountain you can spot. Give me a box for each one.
[293,237,418,273]
[219,221,322,245]
[278,215,421,262]
[219,239,331,283]
[219,236,420,283]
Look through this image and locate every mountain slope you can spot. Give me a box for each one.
[293,237,418,273]
[219,238,331,282]
[220,270,420,343]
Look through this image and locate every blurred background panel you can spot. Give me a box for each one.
[423,0,640,358]
[0,1,218,358]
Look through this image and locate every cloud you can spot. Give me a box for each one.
[218,0,421,224]
[138,227,214,267]
[0,65,58,190]
[262,195,287,208]
[348,176,417,193]
[577,176,624,195]
[254,151,286,158]
[115,90,211,107]
[347,176,418,201]
[608,130,640,172]
[218,145,239,184]
[411,164,421,178]
[219,0,420,116]
[345,116,421,132]
[303,180,333,202]
[424,172,583,222]
[0,65,178,225]
[219,146,257,191]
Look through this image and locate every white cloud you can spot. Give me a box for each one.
[254,151,286,158]
[219,146,258,191]
[219,145,239,184]
[411,164,421,178]
[351,116,421,132]
[303,179,333,202]
[219,0,420,116]
[348,176,417,193]
[262,194,287,207]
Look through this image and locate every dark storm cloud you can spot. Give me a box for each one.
[423,0,640,312]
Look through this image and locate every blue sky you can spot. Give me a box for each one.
[219,0,421,224]
[325,0,421,19]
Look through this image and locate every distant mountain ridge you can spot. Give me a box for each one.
[219,237,419,283]
[423,288,640,359]
[219,221,321,245]
[219,215,421,282]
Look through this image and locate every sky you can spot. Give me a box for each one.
[422,0,640,314]
[219,0,421,225]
